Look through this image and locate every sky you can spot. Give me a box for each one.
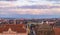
[0,0,60,6]
[0,0,60,18]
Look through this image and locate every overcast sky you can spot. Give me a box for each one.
[0,0,60,18]
[0,0,60,6]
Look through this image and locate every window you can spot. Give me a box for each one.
[16,20,20,24]
[9,20,14,24]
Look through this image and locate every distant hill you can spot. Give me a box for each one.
[0,14,60,19]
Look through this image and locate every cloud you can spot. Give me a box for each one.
[0,0,17,1]
[0,0,60,7]
[0,4,60,15]
[15,9,60,15]
[0,7,60,15]
[47,0,60,1]
[0,0,60,15]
